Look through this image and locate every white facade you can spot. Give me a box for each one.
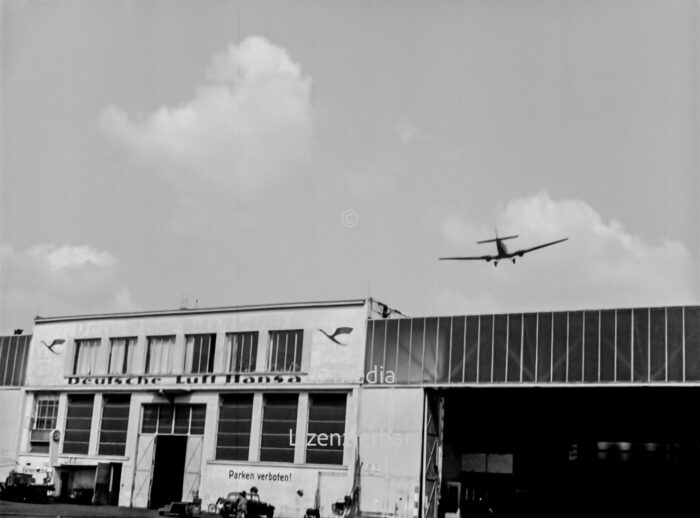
[18,299,387,516]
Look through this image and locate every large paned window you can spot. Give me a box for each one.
[62,394,94,454]
[141,404,205,435]
[306,394,347,465]
[98,395,131,455]
[145,336,176,374]
[30,394,59,453]
[185,334,216,374]
[108,337,136,374]
[260,394,298,462]
[268,330,303,372]
[73,338,100,375]
[216,394,254,461]
[225,332,258,373]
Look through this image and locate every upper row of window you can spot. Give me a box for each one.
[72,330,303,376]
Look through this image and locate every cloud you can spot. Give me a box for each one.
[436,192,698,314]
[100,36,314,192]
[0,244,137,332]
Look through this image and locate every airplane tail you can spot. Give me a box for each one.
[477,235,518,244]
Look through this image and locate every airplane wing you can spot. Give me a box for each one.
[511,237,568,257]
[438,255,496,261]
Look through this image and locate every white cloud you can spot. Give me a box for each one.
[0,244,137,332]
[436,192,699,313]
[100,36,314,191]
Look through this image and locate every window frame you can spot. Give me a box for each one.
[108,337,136,375]
[73,338,101,376]
[267,330,304,373]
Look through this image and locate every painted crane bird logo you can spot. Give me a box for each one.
[41,339,65,355]
[318,327,353,345]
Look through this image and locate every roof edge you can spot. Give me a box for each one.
[34,298,371,325]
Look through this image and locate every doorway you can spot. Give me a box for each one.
[150,435,187,509]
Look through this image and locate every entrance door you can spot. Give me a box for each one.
[150,435,188,509]
[109,463,122,506]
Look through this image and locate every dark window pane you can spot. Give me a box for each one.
[306,394,346,465]
[615,310,632,382]
[408,319,426,384]
[174,406,190,434]
[217,395,253,460]
[260,394,297,463]
[63,395,94,454]
[522,314,537,382]
[99,395,130,456]
[492,315,507,383]
[478,315,493,383]
[228,332,258,373]
[396,319,412,384]
[367,320,385,376]
[583,311,599,382]
[384,320,399,381]
[268,331,303,372]
[567,312,583,383]
[667,307,683,382]
[158,406,174,434]
[649,308,666,382]
[537,313,552,382]
[552,312,568,382]
[464,316,479,383]
[685,307,700,381]
[600,310,616,382]
[190,405,205,435]
[142,405,158,434]
[633,309,649,382]
[507,314,523,383]
[436,317,451,383]
[449,317,466,383]
[423,318,438,383]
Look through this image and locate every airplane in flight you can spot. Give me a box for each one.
[439,231,568,266]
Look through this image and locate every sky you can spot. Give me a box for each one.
[1,0,698,333]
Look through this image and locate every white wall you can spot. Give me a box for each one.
[0,389,25,480]
[358,388,424,518]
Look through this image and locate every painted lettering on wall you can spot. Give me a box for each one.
[66,374,303,386]
[228,470,292,483]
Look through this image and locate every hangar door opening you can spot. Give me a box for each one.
[435,387,700,518]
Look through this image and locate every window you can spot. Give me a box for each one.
[268,330,303,372]
[185,334,216,374]
[216,394,254,461]
[306,394,347,465]
[225,332,258,373]
[99,395,131,455]
[30,394,59,453]
[108,337,136,374]
[0,335,31,386]
[73,338,101,375]
[260,394,298,463]
[63,395,94,454]
[140,404,205,435]
[145,336,176,374]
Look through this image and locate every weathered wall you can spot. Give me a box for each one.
[358,387,424,518]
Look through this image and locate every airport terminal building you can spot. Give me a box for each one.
[8,301,700,517]
[16,299,392,515]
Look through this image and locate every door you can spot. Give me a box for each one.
[149,435,188,509]
[94,463,111,504]
[132,435,156,508]
[443,482,461,518]
[182,436,203,502]
[109,463,122,506]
